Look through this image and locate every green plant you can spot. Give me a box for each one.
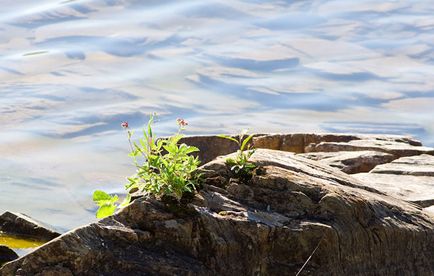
[218,130,256,179]
[93,190,131,219]
[93,116,201,219]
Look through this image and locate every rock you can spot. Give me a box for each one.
[0,246,18,266]
[354,154,434,207]
[354,174,434,207]
[370,154,434,176]
[181,133,422,163]
[298,150,396,174]
[425,205,434,214]
[0,211,60,241]
[179,135,239,164]
[2,149,434,275]
[252,133,422,153]
[305,139,434,158]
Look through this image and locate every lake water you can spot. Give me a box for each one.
[1,0,433,231]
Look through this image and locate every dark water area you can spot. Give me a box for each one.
[0,0,433,230]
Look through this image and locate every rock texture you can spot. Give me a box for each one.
[354,174,434,206]
[370,154,434,176]
[252,133,422,154]
[0,247,18,267]
[2,149,434,276]
[354,154,434,207]
[0,211,60,241]
[180,133,424,163]
[298,150,395,174]
[305,139,434,158]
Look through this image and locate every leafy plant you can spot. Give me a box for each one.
[93,190,131,219]
[93,115,201,219]
[218,130,256,179]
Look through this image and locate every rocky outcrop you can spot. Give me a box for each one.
[2,149,434,275]
[252,133,422,153]
[369,154,434,176]
[181,133,431,176]
[298,150,395,174]
[0,247,18,267]
[305,139,434,158]
[354,154,434,208]
[354,174,434,206]
[0,211,60,241]
[181,133,424,163]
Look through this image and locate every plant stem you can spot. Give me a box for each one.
[126,130,140,169]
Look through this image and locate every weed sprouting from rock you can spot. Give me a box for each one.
[218,130,256,180]
[93,114,201,219]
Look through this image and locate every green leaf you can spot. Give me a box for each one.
[111,195,119,203]
[147,114,154,139]
[245,162,256,169]
[93,190,112,203]
[96,204,117,219]
[184,146,199,154]
[139,138,147,149]
[225,158,236,166]
[240,134,254,151]
[128,150,140,157]
[217,134,239,145]
[93,190,119,212]
[156,139,164,150]
[170,133,183,145]
[163,144,176,154]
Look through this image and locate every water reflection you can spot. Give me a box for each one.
[0,0,433,230]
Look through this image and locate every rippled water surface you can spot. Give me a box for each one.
[1,0,434,230]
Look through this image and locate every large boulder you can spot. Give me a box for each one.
[2,149,434,275]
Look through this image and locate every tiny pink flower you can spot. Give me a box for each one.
[121,121,129,129]
[176,118,188,127]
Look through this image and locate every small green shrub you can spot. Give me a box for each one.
[218,130,256,179]
[93,115,201,219]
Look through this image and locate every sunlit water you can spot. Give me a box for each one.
[1,0,433,231]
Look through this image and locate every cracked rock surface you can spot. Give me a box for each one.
[354,154,434,208]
